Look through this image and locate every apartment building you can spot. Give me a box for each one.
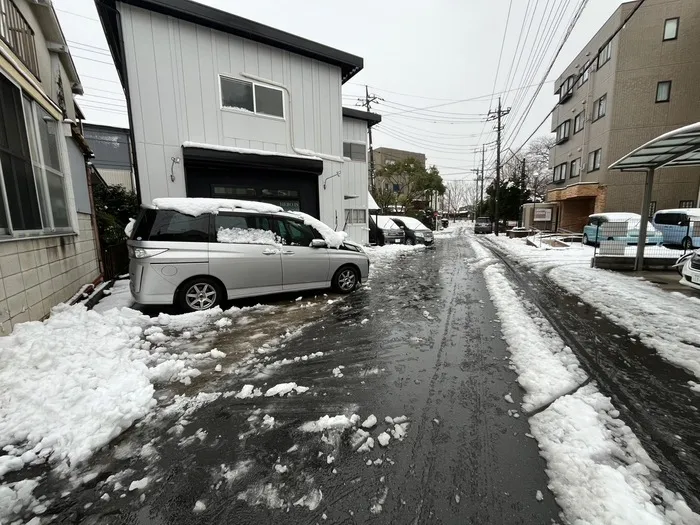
[547,0,700,232]
[373,146,426,194]
[82,123,134,190]
[0,0,101,332]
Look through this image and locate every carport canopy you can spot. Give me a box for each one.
[609,122,700,270]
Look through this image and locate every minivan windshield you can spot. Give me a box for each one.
[476,217,490,225]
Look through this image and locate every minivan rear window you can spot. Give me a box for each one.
[132,209,210,242]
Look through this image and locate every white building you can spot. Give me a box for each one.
[96,0,379,245]
[0,0,101,332]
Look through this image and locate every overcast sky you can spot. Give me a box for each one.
[54,0,630,181]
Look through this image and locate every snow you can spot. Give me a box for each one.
[483,235,700,380]
[361,414,377,429]
[293,488,323,510]
[183,141,323,162]
[387,215,431,231]
[375,215,401,230]
[217,226,282,246]
[299,414,358,432]
[483,264,587,412]
[193,500,206,512]
[92,279,134,312]
[504,393,514,404]
[237,483,285,509]
[332,366,344,378]
[152,197,282,216]
[377,432,391,447]
[210,348,226,358]
[128,477,150,491]
[0,479,39,523]
[124,218,135,238]
[531,385,698,525]
[235,385,263,399]
[264,382,309,397]
[535,490,543,502]
[274,464,288,473]
[287,211,348,248]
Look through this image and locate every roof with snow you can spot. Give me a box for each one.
[609,122,700,171]
[95,0,364,86]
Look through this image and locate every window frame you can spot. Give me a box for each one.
[219,74,285,120]
[592,94,607,121]
[559,76,575,103]
[552,162,568,182]
[345,208,367,224]
[573,111,585,134]
[588,149,602,172]
[570,157,581,178]
[656,81,672,103]
[663,17,679,41]
[597,41,612,69]
[577,62,590,87]
[679,200,695,209]
[648,201,657,218]
[555,119,571,144]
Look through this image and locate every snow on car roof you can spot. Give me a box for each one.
[376,216,401,230]
[283,211,348,248]
[589,212,641,221]
[389,216,430,231]
[151,197,283,216]
[654,208,700,216]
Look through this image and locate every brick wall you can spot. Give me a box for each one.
[0,213,101,334]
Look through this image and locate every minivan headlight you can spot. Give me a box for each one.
[415,231,425,237]
[129,246,168,259]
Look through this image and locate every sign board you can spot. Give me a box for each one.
[534,208,552,222]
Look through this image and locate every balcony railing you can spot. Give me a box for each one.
[0,0,40,79]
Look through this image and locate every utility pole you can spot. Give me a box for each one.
[480,145,485,216]
[519,157,527,227]
[487,97,510,236]
[470,168,480,219]
[359,86,382,193]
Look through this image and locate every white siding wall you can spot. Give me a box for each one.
[118,3,346,227]
[342,117,369,244]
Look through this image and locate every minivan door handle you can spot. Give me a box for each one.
[282,250,295,255]
[262,249,279,256]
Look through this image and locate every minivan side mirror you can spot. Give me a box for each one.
[310,239,327,248]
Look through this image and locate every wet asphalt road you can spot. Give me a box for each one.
[48,233,562,524]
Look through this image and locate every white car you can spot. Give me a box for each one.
[679,251,700,291]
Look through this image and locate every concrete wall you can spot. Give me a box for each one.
[0,214,100,333]
[342,116,369,244]
[118,2,348,227]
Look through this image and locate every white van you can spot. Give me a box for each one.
[651,208,700,249]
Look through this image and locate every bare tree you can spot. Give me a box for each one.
[523,135,555,201]
[443,180,472,216]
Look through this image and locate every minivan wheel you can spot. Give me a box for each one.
[332,266,359,294]
[179,277,223,312]
[682,237,693,250]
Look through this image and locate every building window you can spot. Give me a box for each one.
[553,163,567,182]
[392,184,400,193]
[588,149,602,172]
[648,201,657,217]
[555,120,571,144]
[656,81,672,103]
[345,209,366,224]
[577,62,590,87]
[570,158,581,178]
[597,41,612,69]
[573,111,584,134]
[0,0,40,79]
[343,142,366,162]
[559,76,575,103]
[0,75,70,234]
[593,94,607,121]
[663,18,679,41]
[220,76,284,118]
[679,200,695,208]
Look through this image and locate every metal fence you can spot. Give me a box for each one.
[590,220,695,264]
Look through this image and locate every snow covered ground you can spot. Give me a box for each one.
[464,237,700,524]
[482,234,700,381]
[93,279,134,312]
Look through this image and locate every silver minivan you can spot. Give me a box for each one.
[127,199,370,311]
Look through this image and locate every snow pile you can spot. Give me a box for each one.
[217,227,282,246]
[531,385,698,525]
[152,197,282,216]
[483,265,587,411]
[484,235,700,380]
[0,305,155,476]
[0,479,40,523]
[361,414,377,428]
[364,244,426,271]
[233,385,263,399]
[288,211,348,248]
[299,414,359,432]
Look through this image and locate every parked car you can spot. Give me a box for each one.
[474,217,493,234]
[389,216,434,246]
[582,212,664,246]
[652,208,700,249]
[679,250,700,291]
[127,198,370,311]
[369,215,405,245]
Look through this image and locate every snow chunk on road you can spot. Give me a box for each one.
[377,432,391,447]
[361,414,377,429]
[332,367,344,378]
[531,384,699,525]
[128,477,150,491]
[293,488,323,511]
[264,383,309,397]
[504,393,514,404]
[0,479,39,522]
[535,490,543,501]
[193,500,206,512]
[483,265,587,412]
[214,317,232,328]
[237,483,285,509]
[210,348,226,358]
[300,414,358,432]
[358,437,375,453]
[234,385,263,399]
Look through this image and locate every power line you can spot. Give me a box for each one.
[501,0,536,101]
[67,39,110,53]
[81,75,121,84]
[55,8,100,22]
[72,54,115,66]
